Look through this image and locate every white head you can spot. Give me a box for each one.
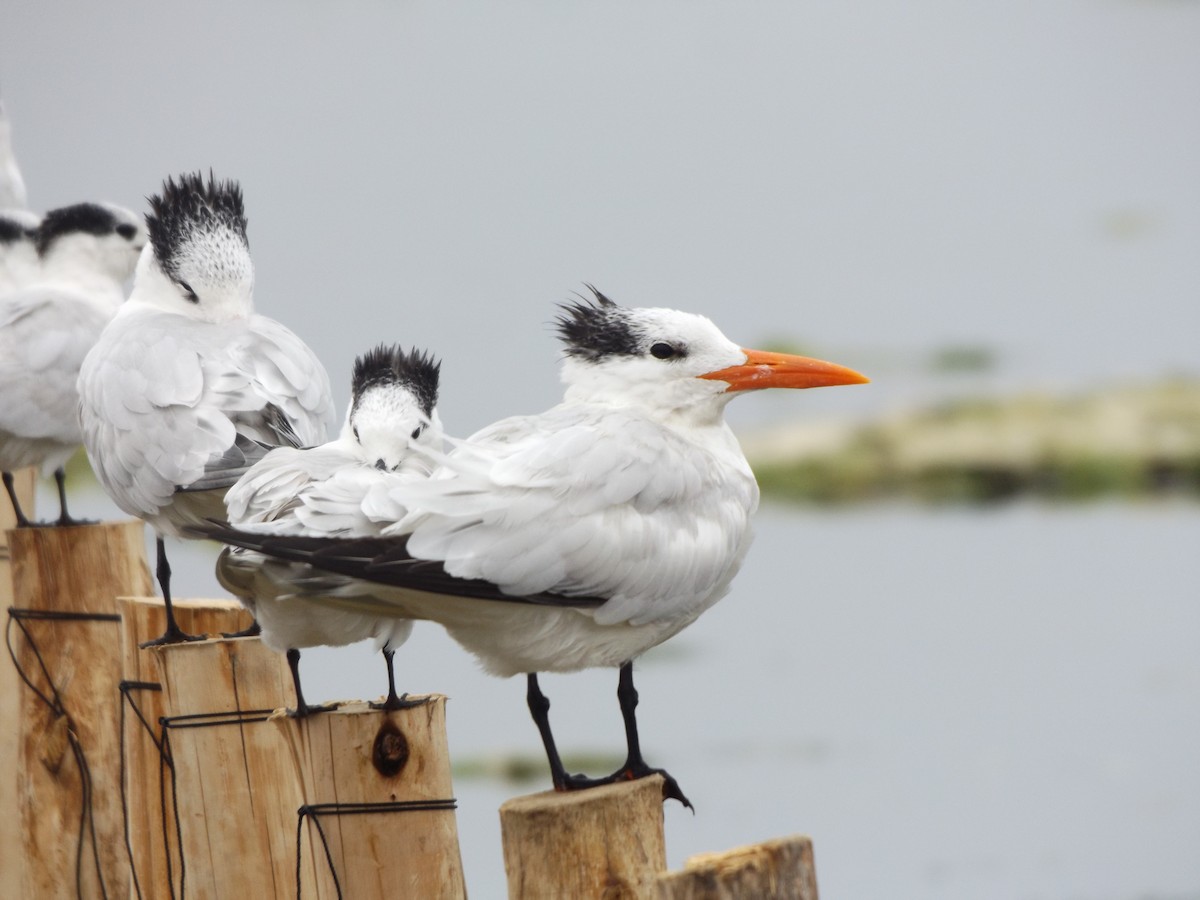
[344,344,443,473]
[35,201,146,287]
[0,208,41,292]
[133,172,255,322]
[556,288,869,427]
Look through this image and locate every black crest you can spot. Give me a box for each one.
[555,286,640,361]
[145,171,248,281]
[352,344,441,418]
[0,214,36,245]
[35,203,122,256]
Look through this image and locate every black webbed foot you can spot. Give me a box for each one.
[221,620,262,639]
[139,622,207,648]
[369,693,430,712]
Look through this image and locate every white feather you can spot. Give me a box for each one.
[219,360,443,664]
[1,205,144,482]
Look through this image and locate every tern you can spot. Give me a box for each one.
[208,289,867,805]
[1,202,145,527]
[78,172,335,645]
[218,343,443,714]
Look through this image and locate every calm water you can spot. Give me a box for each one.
[419,502,1200,900]
[48,483,1198,899]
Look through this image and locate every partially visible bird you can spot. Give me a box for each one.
[1,202,145,527]
[0,209,41,295]
[218,343,443,714]
[0,94,28,210]
[207,289,868,806]
[78,172,335,645]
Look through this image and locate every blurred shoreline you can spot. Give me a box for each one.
[744,376,1200,504]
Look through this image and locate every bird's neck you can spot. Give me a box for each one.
[40,247,127,300]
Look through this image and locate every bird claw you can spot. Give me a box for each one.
[286,700,340,719]
[139,625,207,648]
[55,514,98,528]
[221,621,262,639]
[554,763,693,810]
[369,693,430,712]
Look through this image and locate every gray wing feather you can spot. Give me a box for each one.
[78,306,335,524]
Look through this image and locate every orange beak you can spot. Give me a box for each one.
[699,348,870,392]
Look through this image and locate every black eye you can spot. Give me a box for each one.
[116,223,137,240]
[176,280,199,303]
[649,342,677,360]
[411,427,422,440]
[352,426,360,441]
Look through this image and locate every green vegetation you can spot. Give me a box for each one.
[749,378,1200,504]
[452,751,626,783]
[927,344,997,374]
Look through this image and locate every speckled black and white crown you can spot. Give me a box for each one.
[145,172,248,282]
[35,203,136,256]
[351,344,441,418]
[555,286,643,361]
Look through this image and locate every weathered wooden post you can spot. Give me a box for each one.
[655,836,819,900]
[274,698,467,899]
[0,467,35,891]
[150,635,314,898]
[500,776,668,899]
[7,519,153,898]
[118,595,253,900]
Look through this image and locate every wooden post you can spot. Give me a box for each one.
[500,775,668,899]
[273,697,467,899]
[655,836,819,900]
[8,520,153,899]
[150,635,308,898]
[0,468,35,892]
[118,596,253,900]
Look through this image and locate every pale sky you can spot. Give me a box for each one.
[3,0,1198,435]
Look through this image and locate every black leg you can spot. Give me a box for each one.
[285,647,338,717]
[526,673,575,789]
[525,664,692,808]
[52,468,95,527]
[3,472,32,527]
[287,648,313,717]
[370,647,429,711]
[612,661,692,808]
[139,538,205,647]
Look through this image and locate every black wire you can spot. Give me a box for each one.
[119,680,164,900]
[5,607,119,900]
[295,799,459,899]
[159,709,275,729]
[154,707,279,899]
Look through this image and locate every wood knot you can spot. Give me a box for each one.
[372,720,409,777]
[38,713,71,775]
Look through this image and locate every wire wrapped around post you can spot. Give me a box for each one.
[6,521,153,899]
[117,595,253,900]
[274,697,467,899]
[0,466,35,892]
[149,635,310,899]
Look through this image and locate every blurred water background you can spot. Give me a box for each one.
[4,2,1199,897]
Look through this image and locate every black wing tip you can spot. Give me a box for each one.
[200,524,606,610]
